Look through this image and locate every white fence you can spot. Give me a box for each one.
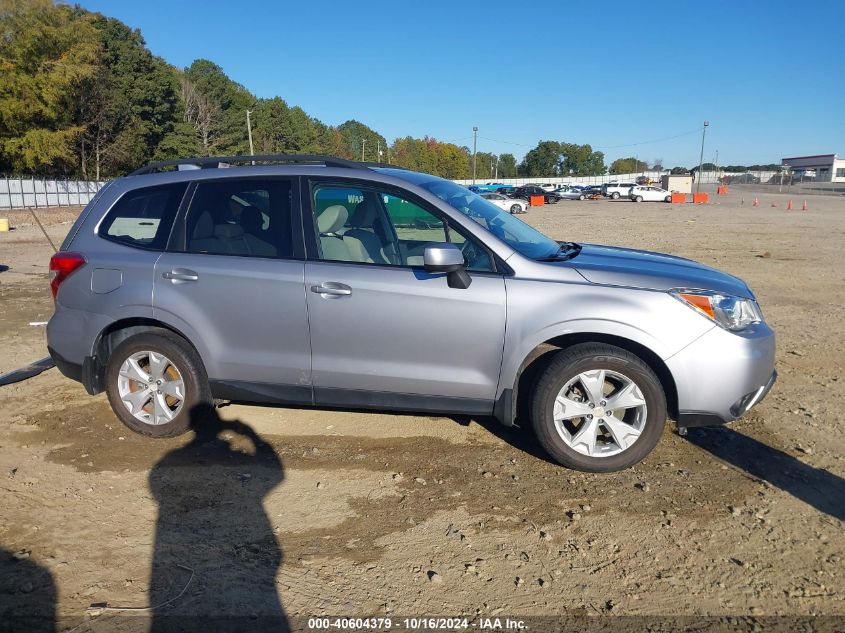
[0,177,107,209]
[454,170,781,187]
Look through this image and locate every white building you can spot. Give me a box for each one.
[781,153,845,182]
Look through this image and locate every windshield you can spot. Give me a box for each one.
[413,177,562,260]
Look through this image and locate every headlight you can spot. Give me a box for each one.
[671,289,763,331]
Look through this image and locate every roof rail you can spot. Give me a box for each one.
[128,154,364,176]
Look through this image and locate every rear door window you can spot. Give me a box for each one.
[99,183,187,250]
[183,178,295,258]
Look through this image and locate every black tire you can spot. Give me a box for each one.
[510,204,521,214]
[579,194,586,200]
[529,343,666,472]
[635,195,643,202]
[611,192,620,199]
[105,331,212,438]
[664,196,672,203]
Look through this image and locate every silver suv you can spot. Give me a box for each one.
[47,155,776,472]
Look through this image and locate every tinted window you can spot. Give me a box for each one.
[100,183,187,250]
[312,184,493,272]
[184,179,294,258]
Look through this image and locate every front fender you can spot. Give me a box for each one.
[497,279,713,405]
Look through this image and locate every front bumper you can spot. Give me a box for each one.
[677,369,777,427]
[667,321,776,427]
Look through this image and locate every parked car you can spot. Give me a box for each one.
[582,185,604,198]
[510,185,561,204]
[629,186,672,203]
[481,192,528,214]
[47,154,775,472]
[602,181,638,199]
[555,187,588,200]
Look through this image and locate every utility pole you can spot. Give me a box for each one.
[377,139,381,163]
[472,126,478,185]
[246,110,255,163]
[361,139,366,162]
[494,155,499,179]
[696,120,709,195]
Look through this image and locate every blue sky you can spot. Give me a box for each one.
[76,0,844,167]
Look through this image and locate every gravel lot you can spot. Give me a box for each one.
[0,185,843,629]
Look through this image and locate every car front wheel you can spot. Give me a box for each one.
[105,331,212,437]
[529,343,666,472]
[611,192,620,199]
[664,196,672,203]
[510,204,522,214]
[634,195,643,202]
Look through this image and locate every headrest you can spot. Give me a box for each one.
[317,205,348,234]
[241,207,262,232]
[349,199,378,227]
[214,223,245,239]
[193,212,214,239]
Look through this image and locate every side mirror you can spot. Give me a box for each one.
[423,243,472,289]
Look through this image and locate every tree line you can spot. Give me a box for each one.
[0,1,778,181]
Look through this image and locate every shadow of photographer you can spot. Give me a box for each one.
[148,404,289,632]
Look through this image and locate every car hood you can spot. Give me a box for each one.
[569,243,754,298]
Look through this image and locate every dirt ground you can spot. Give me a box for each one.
[0,186,843,630]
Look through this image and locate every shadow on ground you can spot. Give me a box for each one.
[0,547,56,633]
[148,403,290,632]
[687,426,845,521]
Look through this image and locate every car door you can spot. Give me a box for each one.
[302,179,507,414]
[154,176,312,404]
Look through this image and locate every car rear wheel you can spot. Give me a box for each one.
[579,194,586,200]
[105,331,212,438]
[529,343,666,472]
[664,196,672,203]
[634,195,643,202]
[611,192,620,199]
[510,204,522,214]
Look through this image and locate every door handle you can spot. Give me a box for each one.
[163,269,199,282]
[310,282,352,297]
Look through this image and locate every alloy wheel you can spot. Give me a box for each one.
[552,369,647,457]
[117,350,185,426]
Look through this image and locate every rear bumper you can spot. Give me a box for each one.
[48,346,102,395]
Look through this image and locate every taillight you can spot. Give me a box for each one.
[49,252,86,299]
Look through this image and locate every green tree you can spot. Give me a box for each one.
[520,141,562,177]
[78,14,180,177]
[497,153,517,178]
[338,120,386,162]
[0,0,99,174]
[670,166,689,174]
[560,143,605,176]
[609,157,648,175]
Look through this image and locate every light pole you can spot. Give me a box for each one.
[246,109,255,163]
[696,120,709,195]
[472,126,478,185]
[361,139,366,162]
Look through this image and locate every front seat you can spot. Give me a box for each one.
[318,205,353,261]
[343,200,396,264]
[189,211,222,253]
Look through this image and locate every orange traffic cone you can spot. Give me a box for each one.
[753,197,759,207]
[802,200,808,211]
[787,200,793,210]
